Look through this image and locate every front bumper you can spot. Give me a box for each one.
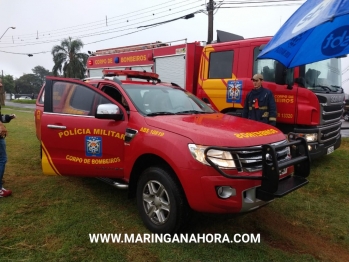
[180,138,310,213]
[307,134,341,159]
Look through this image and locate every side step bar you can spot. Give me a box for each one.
[96,177,129,190]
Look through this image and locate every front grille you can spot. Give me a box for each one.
[322,104,343,121]
[234,140,290,172]
[319,122,341,143]
[317,94,344,125]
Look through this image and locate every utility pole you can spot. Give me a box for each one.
[207,0,215,44]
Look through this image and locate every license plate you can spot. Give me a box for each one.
[279,168,287,176]
[327,146,334,155]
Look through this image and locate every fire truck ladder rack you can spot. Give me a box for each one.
[102,69,161,83]
[93,39,188,56]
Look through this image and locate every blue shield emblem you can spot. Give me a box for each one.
[85,136,102,157]
[227,80,242,103]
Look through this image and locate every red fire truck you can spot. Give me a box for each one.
[87,35,345,159]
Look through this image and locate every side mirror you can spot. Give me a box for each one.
[275,62,286,85]
[95,103,123,120]
[259,44,266,51]
[202,97,210,104]
[294,77,305,87]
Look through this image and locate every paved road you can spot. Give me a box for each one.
[3,100,349,137]
[5,100,35,109]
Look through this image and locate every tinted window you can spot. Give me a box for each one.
[38,85,45,105]
[302,59,342,90]
[209,51,234,79]
[70,85,95,111]
[123,84,215,115]
[52,82,108,115]
[253,47,294,85]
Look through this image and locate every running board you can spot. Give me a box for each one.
[96,177,129,189]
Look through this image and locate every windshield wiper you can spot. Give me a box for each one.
[146,112,176,116]
[175,110,213,114]
[331,85,344,92]
[312,85,332,92]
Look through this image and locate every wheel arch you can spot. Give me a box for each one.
[128,153,185,199]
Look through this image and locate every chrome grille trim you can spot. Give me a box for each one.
[235,140,290,173]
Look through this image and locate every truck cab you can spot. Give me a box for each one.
[35,70,310,233]
[197,36,344,159]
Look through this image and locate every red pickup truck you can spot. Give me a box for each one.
[35,70,310,233]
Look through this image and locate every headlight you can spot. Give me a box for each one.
[188,144,236,169]
[288,133,318,142]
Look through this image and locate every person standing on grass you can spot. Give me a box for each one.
[0,107,16,198]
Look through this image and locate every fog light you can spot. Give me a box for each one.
[216,186,236,199]
[308,145,312,151]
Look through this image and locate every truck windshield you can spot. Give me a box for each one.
[123,84,215,115]
[300,58,343,93]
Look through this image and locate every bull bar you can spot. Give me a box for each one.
[204,137,310,202]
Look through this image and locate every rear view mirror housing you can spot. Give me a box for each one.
[95,104,123,120]
[294,77,306,87]
[275,62,287,85]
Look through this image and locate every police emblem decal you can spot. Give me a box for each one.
[227,80,242,103]
[85,136,102,157]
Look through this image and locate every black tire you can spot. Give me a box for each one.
[136,166,189,233]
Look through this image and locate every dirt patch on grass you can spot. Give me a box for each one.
[257,208,349,261]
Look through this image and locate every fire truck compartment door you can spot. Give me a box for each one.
[154,55,186,88]
[130,66,152,72]
[89,67,127,79]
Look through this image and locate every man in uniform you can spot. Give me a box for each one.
[242,73,277,126]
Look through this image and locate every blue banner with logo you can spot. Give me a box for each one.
[258,0,349,68]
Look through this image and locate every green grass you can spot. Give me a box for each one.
[0,111,348,261]
[10,99,36,104]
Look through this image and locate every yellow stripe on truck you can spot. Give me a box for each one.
[41,142,61,176]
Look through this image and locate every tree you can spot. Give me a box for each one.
[1,75,15,93]
[51,37,89,78]
[32,65,52,85]
[15,74,42,94]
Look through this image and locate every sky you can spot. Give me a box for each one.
[0,0,348,93]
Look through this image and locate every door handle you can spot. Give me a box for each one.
[47,124,67,130]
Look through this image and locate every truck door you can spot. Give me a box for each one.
[199,44,240,112]
[252,46,297,125]
[40,78,127,178]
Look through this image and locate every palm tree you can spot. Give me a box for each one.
[51,37,89,78]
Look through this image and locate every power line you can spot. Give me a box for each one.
[0,0,204,42]
[0,4,204,48]
[218,3,303,9]
[342,65,349,74]
[0,0,306,55]
[222,0,304,3]
[0,12,199,55]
